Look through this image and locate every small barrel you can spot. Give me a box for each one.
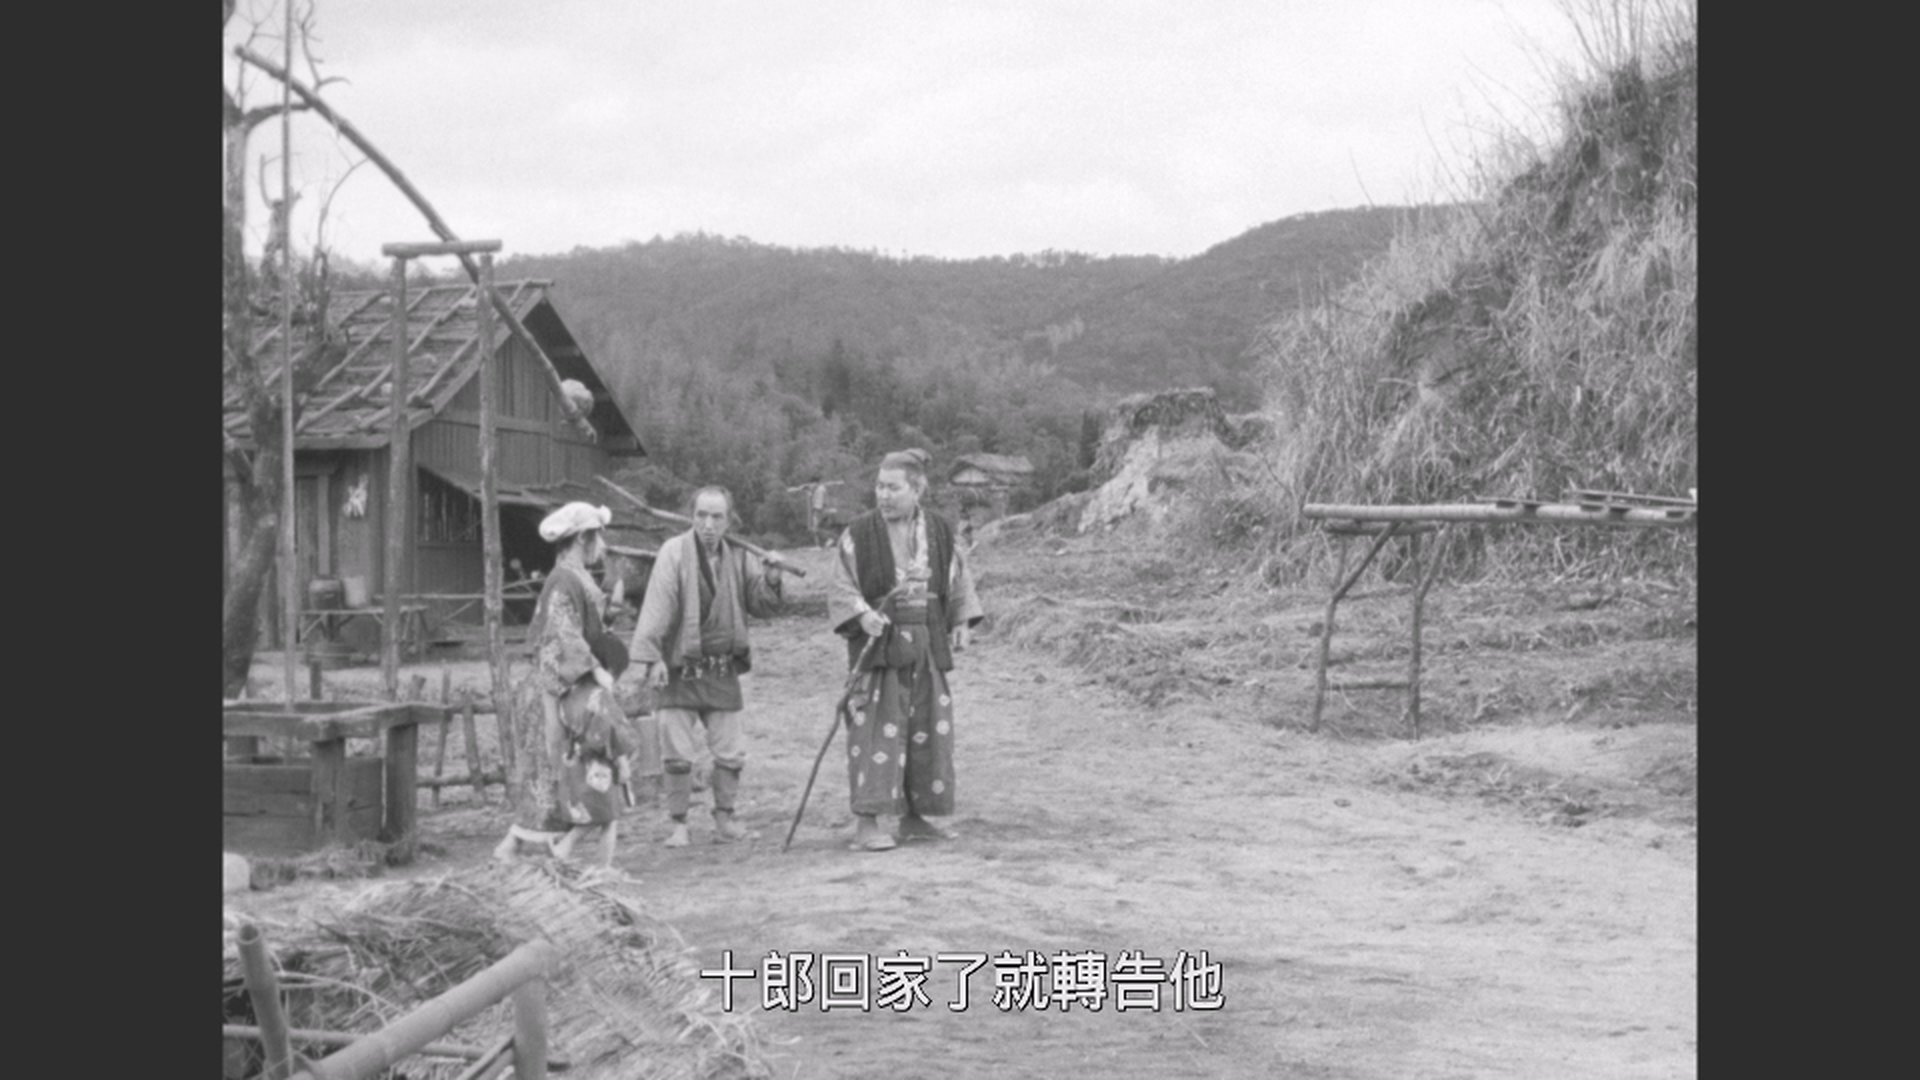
[307,577,346,611]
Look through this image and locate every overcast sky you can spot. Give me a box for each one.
[225,0,1586,267]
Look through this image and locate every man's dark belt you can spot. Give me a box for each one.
[889,602,930,625]
[673,655,737,681]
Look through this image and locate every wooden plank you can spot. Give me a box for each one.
[224,815,312,856]
[348,803,384,839]
[385,720,419,843]
[224,763,322,796]
[313,738,348,845]
[225,702,425,741]
[224,712,408,742]
[225,700,387,717]
[224,790,313,817]
[1304,502,1694,528]
[381,239,504,258]
[349,756,386,812]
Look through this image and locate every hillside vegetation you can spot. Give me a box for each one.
[1244,2,1697,580]
[1256,1,1696,580]
[460,208,1407,536]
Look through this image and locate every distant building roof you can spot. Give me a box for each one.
[950,453,1034,479]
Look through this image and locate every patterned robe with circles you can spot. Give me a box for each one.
[829,507,982,817]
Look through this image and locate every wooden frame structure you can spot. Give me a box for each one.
[223,700,447,852]
[1301,491,1697,736]
[230,922,561,1080]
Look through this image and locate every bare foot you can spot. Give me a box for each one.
[664,822,691,848]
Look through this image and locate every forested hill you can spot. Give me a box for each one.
[497,204,1420,413]
[421,205,1430,538]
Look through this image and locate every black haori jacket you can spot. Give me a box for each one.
[841,507,958,673]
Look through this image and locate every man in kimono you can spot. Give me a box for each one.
[828,449,985,851]
[631,486,788,846]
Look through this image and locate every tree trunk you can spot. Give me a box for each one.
[223,68,282,697]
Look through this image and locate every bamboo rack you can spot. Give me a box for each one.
[1299,493,1696,736]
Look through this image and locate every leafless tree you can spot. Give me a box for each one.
[222,0,344,696]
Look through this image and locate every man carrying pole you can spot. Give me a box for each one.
[827,449,984,852]
[629,486,789,846]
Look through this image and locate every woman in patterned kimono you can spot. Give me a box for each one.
[492,502,632,867]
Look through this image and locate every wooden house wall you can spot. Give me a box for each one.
[405,336,611,620]
[239,330,622,644]
[427,336,609,487]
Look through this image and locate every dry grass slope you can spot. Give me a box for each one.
[1255,1,1696,581]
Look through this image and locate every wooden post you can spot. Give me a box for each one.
[293,940,554,1080]
[309,659,323,701]
[510,976,550,1080]
[238,923,296,1080]
[461,697,484,802]
[1310,526,1400,731]
[1405,532,1421,734]
[385,714,419,853]
[433,669,452,808]
[383,257,411,702]
[312,737,349,845]
[1407,527,1448,740]
[277,0,299,714]
[494,702,517,807]
[477,252,517,808]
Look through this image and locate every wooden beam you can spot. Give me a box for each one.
[478,252,518,812]
[384,258,410,701]
[382,240,504,258]
[1304,502,1693,528]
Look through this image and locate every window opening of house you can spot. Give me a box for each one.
[418,469,482,545]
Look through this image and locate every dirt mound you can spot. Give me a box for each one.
[981,387,1270,537]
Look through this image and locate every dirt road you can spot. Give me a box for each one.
[245,540,1696,1079]
[586,609,1695,1080]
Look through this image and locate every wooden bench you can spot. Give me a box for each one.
[296,605,430,659]
[223,700,449,855]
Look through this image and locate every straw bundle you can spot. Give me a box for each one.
[222,861,769,1079]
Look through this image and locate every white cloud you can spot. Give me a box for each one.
[231,0,1593,264]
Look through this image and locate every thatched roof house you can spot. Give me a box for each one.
[946,453,1035,521]
[948,452,1035,489]
[223,280,652,642]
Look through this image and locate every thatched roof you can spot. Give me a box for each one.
[222,861,769,1079]
[949,453,1035,485]
[223,280,643,456]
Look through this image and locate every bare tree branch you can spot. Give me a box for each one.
[235,42,601,441]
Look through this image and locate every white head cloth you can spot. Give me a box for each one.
[539,502,612,543]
